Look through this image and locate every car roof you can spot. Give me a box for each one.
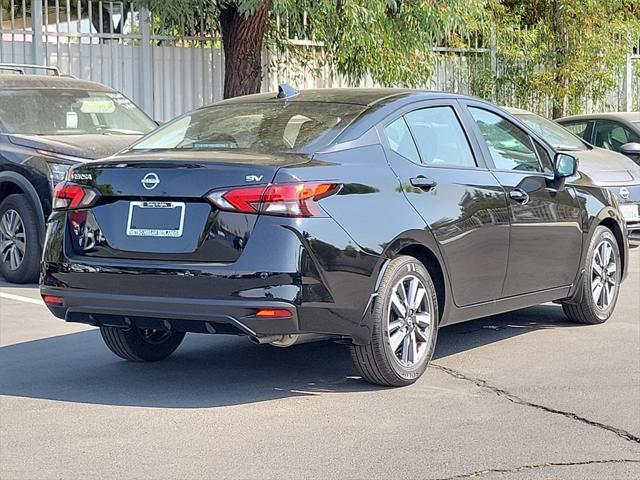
[0,74,116,92]
[558,112,640,123]
[214,88,463,107]
[502,106,534,115]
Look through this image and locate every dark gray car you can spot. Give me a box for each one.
[0,66,156,283]
[506,108,640,240]
[557,112,640,164]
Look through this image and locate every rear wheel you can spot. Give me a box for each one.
[0,194,41,284]
[100,326,185,361]
[562,226,621,324]
[351,256,438,387]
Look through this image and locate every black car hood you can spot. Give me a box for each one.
[8,134,141,160]
[571,147,640,186]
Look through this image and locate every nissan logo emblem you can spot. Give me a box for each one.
[141,172,160,191]
[619,187,630,200]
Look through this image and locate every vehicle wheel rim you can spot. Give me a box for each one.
[591,239,617,311]
[0,209,26,271]
[140,329,172,344]
[387,274,433,367]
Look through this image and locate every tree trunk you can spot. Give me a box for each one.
[551,0,568,118]
[219,2,271,99]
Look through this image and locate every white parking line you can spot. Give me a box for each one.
[0,291,44,306]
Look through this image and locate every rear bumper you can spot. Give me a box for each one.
[41,286,303,338]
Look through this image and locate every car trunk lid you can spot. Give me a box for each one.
[66,151,311,262]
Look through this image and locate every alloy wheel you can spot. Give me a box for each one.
[387,274,433,367]
[591,239,617,310]
[0,209,26,271]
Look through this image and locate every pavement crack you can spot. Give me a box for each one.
[432,459,640,479]
[431,363,640,444]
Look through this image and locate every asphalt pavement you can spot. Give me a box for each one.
[1,248,639,479]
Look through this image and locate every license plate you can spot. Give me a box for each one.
[126,201,185,237]
[619,204,640,222]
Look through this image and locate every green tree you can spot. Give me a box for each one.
[137,0,492,99]
[495,0,640,117]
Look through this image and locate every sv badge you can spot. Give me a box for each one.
[246,175,264,182]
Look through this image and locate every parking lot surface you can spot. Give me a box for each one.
[1,248,639,480]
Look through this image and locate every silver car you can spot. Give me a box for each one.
[506,107,640,240]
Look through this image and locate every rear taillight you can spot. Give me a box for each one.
[53,181,99,210]
[206,182,341,217]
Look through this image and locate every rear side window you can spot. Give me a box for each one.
[132,102,365,153]
[384,117,420,163]
[405,107,476,168]
[470,107,543,173]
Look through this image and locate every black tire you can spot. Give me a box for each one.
[100,326,185,361]
[562,226,621,325]
[351,255,439,387]
[0,194,42,283]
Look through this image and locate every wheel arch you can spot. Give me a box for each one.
[379,230,451,324]
[565,206,628,305]
[0,171,46,245]
[395,244,447,323]
[598,216,626,279]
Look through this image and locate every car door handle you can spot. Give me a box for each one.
[410,176,437,190]
[509,188,529,204]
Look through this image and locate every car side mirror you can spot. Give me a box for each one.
[555,153,578,178]
[620,142,640,158]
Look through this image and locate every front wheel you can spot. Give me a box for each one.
[562,226,621,324]
[0,194,42,283]
[351,256,439,387]
[100,326,185,361]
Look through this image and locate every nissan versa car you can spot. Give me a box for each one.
[506,107,640,240]
[40,88,628,387]
[0,65,156,283]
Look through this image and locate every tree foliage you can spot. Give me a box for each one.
[495,0,640,116]
[2,1,639,112]
[136,0,493,97]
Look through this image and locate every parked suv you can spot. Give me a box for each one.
[40,88,628,387]
[507,108,640,240]
[0,65,156,283]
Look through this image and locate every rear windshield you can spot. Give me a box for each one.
[0,89,155,136]
[131,102,365,153]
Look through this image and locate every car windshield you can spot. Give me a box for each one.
[132,102,365,153]
[634,121,640,129]
[516,113,587,151]
[0,89,155,136]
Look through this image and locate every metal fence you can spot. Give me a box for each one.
[1,1,638,121]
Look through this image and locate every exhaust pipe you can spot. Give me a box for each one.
[248,334,329,347]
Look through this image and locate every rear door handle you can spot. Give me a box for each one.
[509,188,529,204]
[410,176,437,190]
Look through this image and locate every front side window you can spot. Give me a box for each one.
[133,102,365,153]
[0,89,155,135]
[562,121,589,140]
[404,106,476,168]
[470,107,543,173]
[593,121,640,152]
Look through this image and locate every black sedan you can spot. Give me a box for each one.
[557,112,640,164]
[40,87,628,386]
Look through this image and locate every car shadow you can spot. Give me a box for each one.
[0,304,573,408]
